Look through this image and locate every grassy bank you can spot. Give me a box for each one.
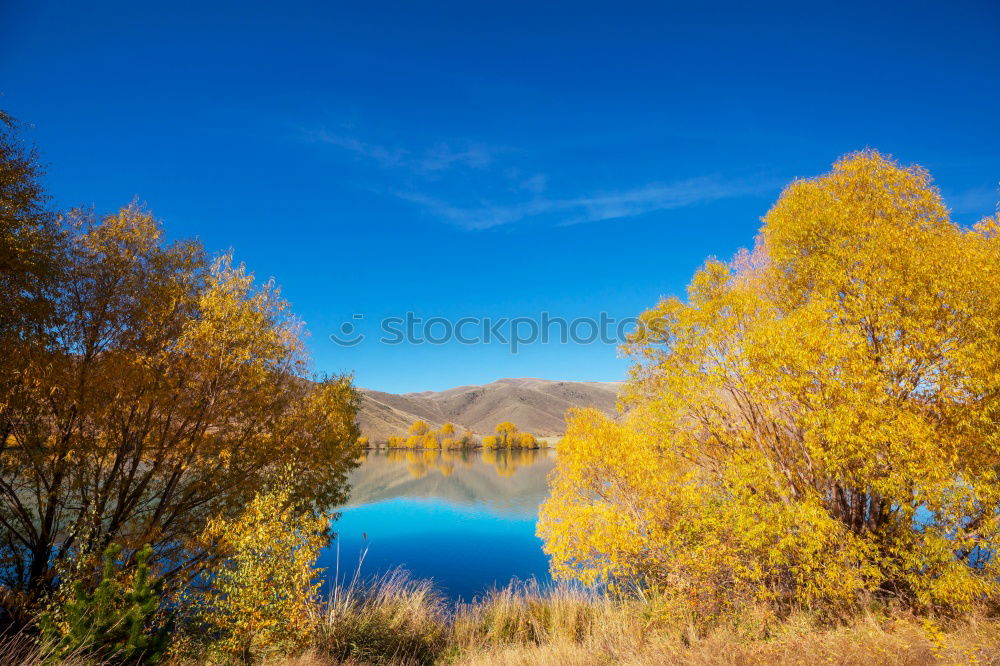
[3,570,997,664]
[238,573,999,665]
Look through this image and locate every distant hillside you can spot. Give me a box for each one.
[358,378,621,442]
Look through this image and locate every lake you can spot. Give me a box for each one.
[319,448,555,601]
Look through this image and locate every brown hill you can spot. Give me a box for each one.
[358,378,621,442]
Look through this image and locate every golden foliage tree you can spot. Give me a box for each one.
[197,477,327,662]
[387,420,478,449]
[539,151,1000,614]
[494,422,519,448]
[0,113,60,341]
[0,203,360,603]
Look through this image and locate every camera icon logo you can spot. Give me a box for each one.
[330,314,365,347]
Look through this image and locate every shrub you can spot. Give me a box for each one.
[194,479,328,663]
[39,543,169,664]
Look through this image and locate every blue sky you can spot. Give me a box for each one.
[2,0,997,392]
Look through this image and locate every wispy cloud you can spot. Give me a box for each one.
[395,177,773,230]
[418,144,493,173]
[308,129,408,168]
[305,126,774,230]
[506,171,548,194]
[306,129,494,174]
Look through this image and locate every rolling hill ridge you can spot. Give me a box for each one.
[358,378,620,441]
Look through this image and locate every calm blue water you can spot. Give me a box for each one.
[319,448,555,601]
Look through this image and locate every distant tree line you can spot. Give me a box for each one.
[370,420,548,450]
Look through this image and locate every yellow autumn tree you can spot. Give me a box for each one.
[408,420,430,436]
[0,113,60,344]
[539,151,1000,615]
[386,422,476,449]
[0,203,359,604]
[494,422,519,448]
[197,476,327,662]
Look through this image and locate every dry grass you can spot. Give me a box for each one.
[446,594,1000,666]
[314,569,448,665]
[12,575,998,665]
[314,576,999,666]
[0,631,97,665]
[287,576,999,666]
[454,614,999,665]
[451,580,642,652]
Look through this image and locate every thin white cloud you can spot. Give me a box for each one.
[306,129,495,175]
[305,126,774,230]
[516,173,548,194]
[419,144,493,172]
[395,177,774,230]
[307,129,407,168]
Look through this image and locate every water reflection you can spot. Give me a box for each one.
[345,448,555,518]
[323,447,556,600]
[359,447,546,475]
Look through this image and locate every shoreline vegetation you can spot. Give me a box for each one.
[360,421,552,451]
[4,570,999,665]
[355,446,550,480]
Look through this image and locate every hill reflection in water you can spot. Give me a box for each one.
[320,448,556,600]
